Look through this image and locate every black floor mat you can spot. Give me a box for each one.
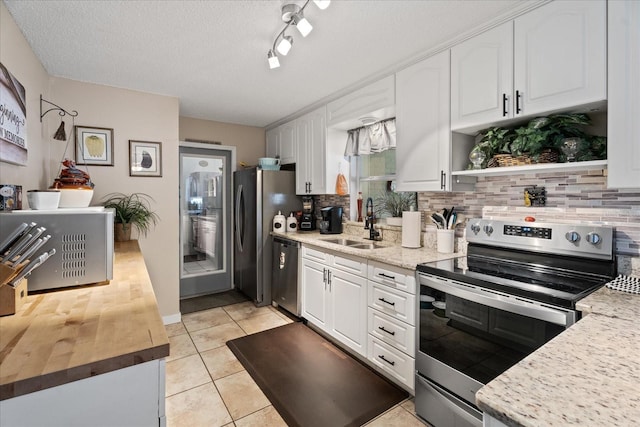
[227,322,408,427]
[180,289,249,314]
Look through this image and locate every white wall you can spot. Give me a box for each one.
[1,3,180,319]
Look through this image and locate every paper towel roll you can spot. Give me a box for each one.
[402,211,421,248]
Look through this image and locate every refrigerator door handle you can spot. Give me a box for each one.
[235,184,244,252]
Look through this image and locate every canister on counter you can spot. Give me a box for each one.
[0,185,22,211]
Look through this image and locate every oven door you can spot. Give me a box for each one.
[416,272,576,411]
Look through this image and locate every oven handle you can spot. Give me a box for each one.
[418,273,574,327]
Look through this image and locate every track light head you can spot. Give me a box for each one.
[267,49,280,69]
[292,12,313,37]
[277,35,293,56]
[313,0,331,10]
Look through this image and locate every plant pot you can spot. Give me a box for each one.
[114,223,132,242]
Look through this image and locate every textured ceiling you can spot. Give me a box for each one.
[4,0,534,128]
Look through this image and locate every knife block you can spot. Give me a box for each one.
[0,279,27,316]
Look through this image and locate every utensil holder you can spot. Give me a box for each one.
[437,229,455,254]
[0,279,27,316]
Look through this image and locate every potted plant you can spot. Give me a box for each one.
[101,192,159,241]
[374,191,417,226]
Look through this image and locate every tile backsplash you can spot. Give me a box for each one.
[316,168,640,275]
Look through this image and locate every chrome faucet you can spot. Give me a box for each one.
[364,197,381,241]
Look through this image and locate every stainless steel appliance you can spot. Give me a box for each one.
[272,235,300,316]
[233,168,300,306]
[319,206,343,234]
[0,207,114,291]
[300,196,315,231]
[415,218,616,427]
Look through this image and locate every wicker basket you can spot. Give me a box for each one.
[487,154,534,168]
[537,149,560,164]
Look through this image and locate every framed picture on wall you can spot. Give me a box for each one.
[129,140,162,177]
[75,125,114,166]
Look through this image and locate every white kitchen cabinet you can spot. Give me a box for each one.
[326,75,395,129]
[366,261,416,392]
[296,107,340,195]
[395,50,451,191]
[607,0,640,189]
[265,122,296,164]
[451,0,606,131]
[301,246,367,356]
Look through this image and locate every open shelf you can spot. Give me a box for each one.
[451,160,607,177]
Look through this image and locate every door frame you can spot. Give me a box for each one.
[178,141,236,298]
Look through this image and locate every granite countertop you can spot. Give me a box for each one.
[476,285,640,427]
[272,230,462,270]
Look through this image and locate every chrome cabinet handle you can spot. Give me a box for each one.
[378,297,395,306]
[378,326,396,336]
[378,355,395,366]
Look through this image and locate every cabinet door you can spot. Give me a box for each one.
[295,116,309,194]
[265,128,279,159]
[451,22,513,130]
[301,258,328,330]
[295,107,328,195]
[514,0,606,116]
[328,267,367,356]
[279,122,297,164]
[607,0,640,189]
[395,50,451,192]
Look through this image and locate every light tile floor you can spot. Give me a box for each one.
[165,301,429,426]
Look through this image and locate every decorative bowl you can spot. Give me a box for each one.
[27,190,61,210]
[58,188,94,208]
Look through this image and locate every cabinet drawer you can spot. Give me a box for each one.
[367,308,415,356]
[368,282,416,326]
[331,253,367,276]
[368,262,416,294]
[302,246,329,263]
[367,336,414,391]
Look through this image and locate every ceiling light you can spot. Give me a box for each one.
[266,0,330,69]
[267,50,280,69]
[313,0,331,10]
[277,35,293,56]
[292,12,313,37]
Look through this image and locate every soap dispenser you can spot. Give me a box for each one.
[273,210,286,233]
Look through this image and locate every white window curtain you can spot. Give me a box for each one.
[344,118,396,156]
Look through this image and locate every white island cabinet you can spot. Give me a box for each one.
[607,0,640,189]
[395,50,451,192]
[451,0,606,132]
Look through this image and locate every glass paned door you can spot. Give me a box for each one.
[179,144,232,298]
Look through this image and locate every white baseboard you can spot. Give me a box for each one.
[162,313,181,325]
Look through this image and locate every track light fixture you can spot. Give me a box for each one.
[267,0,330,69]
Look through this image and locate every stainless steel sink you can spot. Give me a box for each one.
[348,242,387,250]
[321,237,363,246]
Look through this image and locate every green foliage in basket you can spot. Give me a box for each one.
[471,113,606,165]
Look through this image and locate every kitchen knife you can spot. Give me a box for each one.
[13,234,51,266]
[0,222,31,254]
[10,248,56,286]
[1,222,38,256]
[6,227,46,264]
[2,233,33,264]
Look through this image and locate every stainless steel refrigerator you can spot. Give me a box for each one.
[233,168,301,306]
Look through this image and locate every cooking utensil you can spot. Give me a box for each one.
[447,213,456,230]
[2,233,34,264]
[10,248,56,286]
[433,212,447,229]
[13,234,51,266]
[6,227,46,264]
[430,216,443,229]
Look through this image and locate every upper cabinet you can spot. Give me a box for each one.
[326,76,395,130]
[451,0,606,132]
[395,50,451,192]
[607,0,640,189]
[265,122,296,164]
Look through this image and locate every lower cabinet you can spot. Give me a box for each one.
[301,246,367,357]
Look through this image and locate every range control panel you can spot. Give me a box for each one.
[466,218,614,260]
[504,225,552,239]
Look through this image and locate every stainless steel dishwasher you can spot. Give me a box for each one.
[272,235,301,316]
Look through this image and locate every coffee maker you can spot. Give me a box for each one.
[299,196,315,231]
[320,206,343,234]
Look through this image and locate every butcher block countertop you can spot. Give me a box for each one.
[476,286,640,427]
[0,240,169,401]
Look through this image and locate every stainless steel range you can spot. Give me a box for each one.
[415,218,617,427]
